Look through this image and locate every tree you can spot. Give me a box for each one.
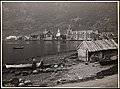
[60,34,66,39]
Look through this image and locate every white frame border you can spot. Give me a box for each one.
[1,1,119,88]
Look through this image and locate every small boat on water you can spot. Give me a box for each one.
[13,46,24,49]
[5,61,42,69]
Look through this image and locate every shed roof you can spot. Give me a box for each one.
[77,39,118,52]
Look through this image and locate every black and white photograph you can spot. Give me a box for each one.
[1,1,119,88]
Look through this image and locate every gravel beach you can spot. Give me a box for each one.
[2,51,118,87]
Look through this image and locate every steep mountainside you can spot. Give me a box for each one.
[2,2,118,37]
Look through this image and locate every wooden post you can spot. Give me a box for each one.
[86,49,88,61]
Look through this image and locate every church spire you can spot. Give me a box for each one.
[68,25,71,30]
[58,29,60,33]
[56,29,61,37]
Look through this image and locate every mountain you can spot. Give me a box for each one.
[2,2,118,37]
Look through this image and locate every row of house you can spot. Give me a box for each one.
[37,25,115,41]
[66,25,115,41]
[66,25,98,40]
[4,29,62,41]
[4,25,115,41]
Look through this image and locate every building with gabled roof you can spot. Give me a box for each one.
[66,25,98,40]
[56,29,62,40]
[77,39,118,62]
[43,30,53,40]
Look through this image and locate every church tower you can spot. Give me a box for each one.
[56,29,61,37]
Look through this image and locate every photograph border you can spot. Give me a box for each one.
[1,1,119,88]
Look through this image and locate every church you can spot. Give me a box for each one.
[56,29,62,40]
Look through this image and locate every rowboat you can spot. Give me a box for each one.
[5,61,42,69]
[13,46,24,49]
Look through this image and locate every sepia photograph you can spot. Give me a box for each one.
[1,1,119,88]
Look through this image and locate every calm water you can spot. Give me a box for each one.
[2,40,82,64]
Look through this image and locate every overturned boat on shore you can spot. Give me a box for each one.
[99,59,117,66]
[5,61,42,69]
[99,55,118,66]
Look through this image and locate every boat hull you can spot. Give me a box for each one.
[99,59,117,66]
[5,62,41,69]
[13,46,24,49]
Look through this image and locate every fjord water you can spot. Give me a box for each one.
[2,40,82,64]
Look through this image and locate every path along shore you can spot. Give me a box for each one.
[56,74,118,88]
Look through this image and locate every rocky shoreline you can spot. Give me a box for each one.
[2,51,118,87]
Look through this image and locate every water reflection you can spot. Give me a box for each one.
[3,41,82,64]
[57,41,60,53]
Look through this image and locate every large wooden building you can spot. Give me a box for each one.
[66,25,98,40]
[43,30,53,40]
[77,39,118,62]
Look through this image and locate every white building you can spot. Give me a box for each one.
[66,25,94,40]
[56,29,61,40]
[6,36,17,40]
[56,29,61,37]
